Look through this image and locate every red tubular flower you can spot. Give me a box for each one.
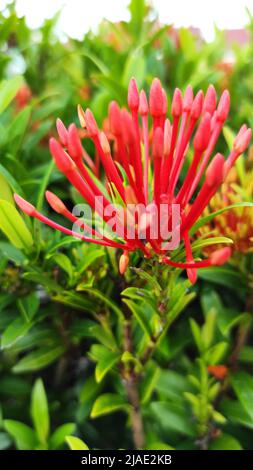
[14,78,251,281]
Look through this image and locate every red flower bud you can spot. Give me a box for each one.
[85,109,99,136]
[139,90,149,116]
[99,132,111,154]
[234,128,252,154]
[56,118,68,146]
[171,88,183,118]
[191,90,204,120]
[68,123,83,160]
[109,101,122,136]
[14,194,36,216]
[210,247,231,266]
[49,138,76,173]
[119,250,129,274]
[128,77,139,111]
[149,78,164,117]
[203,85,217,115]
[77,104,86,128]
[183,84,193,112]
[206,153,225,187]
[216,90,230,122]
[193,112,211,151]
[45,191,67,215]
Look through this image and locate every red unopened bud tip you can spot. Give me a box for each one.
[203,85,217,115]
[109,101,122,136]
[14,194,36,216]
[77,105,86,128]
[193,112,211,151]
[99,131,111,154]
[191,90,204,120]
[139,90,149,116]
[128,78,139,111]
[68,123,83,160]
[187,268,197,285]
[56,118,68,146]
[234,128,252,154]
[49,138,76,173]
[206,153,225,187]
[149,78,164,117]
[216,90,230,122]
[85,109,99,137]
[171,88,183,118]
[119,250,129,275]
[183,85,193,112]
[210,247,231,266]
[45,191,67,215]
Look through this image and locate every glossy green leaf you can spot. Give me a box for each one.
[4,420,37,450]
[31,379,50,444]
[0,199,33,249]
[209,433,242,450]
[0,76,22,114]
[65,436,89,450]
[50,424,75,450]
[95,350,120,383]
[1,318,33,349]
[12,345,64,373]
[230,372,253,421]
[91,394,128,418]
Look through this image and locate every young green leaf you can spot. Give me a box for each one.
[31,379,50,444]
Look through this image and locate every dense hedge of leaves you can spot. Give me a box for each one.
[0,0,253,450]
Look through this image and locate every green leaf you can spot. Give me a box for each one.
[0,242,26,264]
[191,202,253,234]
[77,248,104,273]
[91,394,128,418]
[205,342,228,364]
[0,173,13,204]
[12,345,64,373]
[1,317,33,349]
[230,372,253,421]
[4,420,37,450]
[31,379,50,444]
[151,402,195,437]
[122,298,153,339]
[0,164,24,196]
[50,424,75,450]
[209,433,242,450]
[122,49,146,87]
[7,106,31,152]
[198,266,246,290]
[190,319,203,352]
[49,253,73,280]
[95,350,120,383]
[140,363,161,404]
[80,376,102,404]
[65,435,89,450]
[0,199,33,249]
[89,324,118,352]
[221,399,253,429]
[0,76,22,114]
[17,292,39,322]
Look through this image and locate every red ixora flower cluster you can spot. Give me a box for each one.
[14,78,251,283]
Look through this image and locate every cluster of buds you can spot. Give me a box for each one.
[14,77,251,283]
[200,154,253,254]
